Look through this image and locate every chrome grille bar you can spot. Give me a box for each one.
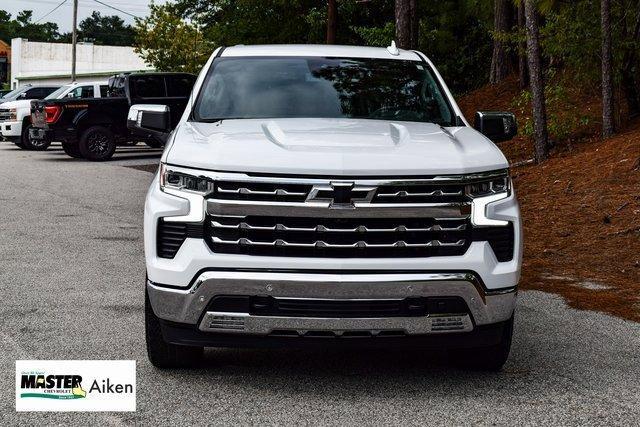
[217,187,307,197]
[207,199,470,218]
[377,189,463,197]
[212,236,466,249]
[211,220,466,233]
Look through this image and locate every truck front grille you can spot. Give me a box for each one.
[206,215,471,258]
[158,169,515,260]
[0,109,11,121]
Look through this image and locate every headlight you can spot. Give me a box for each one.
[467,174,511,227]
[9,108,17,121]
[159,163,214,195]
[466,175,510,198]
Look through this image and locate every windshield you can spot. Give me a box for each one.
[1,87,25,99]
[193,57,455,125]
[45,85,73,100]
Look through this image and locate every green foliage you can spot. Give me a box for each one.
[352,22,395,47]
[0,9,134,47]
[513,74,592,142]
[0,10,61,43]
[134,4,212,74]
[77,12,135,46]
[417,0,492,94]
[139,0,492,92]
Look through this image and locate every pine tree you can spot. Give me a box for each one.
[490,0,513,84]
[524,0,549,162]
[395,0,417,49]
[326,0,338,44]
[601,0,615,138]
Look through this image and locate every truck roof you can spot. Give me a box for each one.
[220,44,423,61]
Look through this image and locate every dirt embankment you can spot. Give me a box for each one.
[459,77,640,321]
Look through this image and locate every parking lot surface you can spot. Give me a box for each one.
[1,143,639,425]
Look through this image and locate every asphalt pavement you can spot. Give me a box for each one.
[1,142,639,425]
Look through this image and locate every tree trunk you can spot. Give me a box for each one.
[326,0,338,44]
[524,0,549,163]
[518,1,529,88]
[601,0,615,138]
[395,0,412,49]
[621,4,640,118]
[410,0,418,49]
[490,0,512,84]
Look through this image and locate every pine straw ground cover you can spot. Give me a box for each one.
[459,78,640,322]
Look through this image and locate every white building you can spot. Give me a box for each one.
[10,38,153,88]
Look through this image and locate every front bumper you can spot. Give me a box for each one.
[0,120,22,138]
[148,270,517,337]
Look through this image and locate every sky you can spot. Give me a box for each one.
[2,0,170,33]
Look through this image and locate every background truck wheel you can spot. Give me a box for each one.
[145,287,203,369]
[22,124,51,151]
[62,141,83,158]
[450,315,514,372]
[78,126,116,161]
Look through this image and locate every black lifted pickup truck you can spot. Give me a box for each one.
[29,72,196,161]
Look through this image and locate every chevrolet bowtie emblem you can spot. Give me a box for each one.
[306,182,377,209]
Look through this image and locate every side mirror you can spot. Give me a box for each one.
[18,92,27,99]
[127,104,171,143]
[474,111,517,143]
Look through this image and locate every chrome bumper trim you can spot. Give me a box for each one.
[198,312,473,335]
[147,271,517,327]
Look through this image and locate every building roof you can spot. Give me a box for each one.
[221,44,423,61]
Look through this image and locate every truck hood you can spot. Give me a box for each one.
[165,118,509,176]
[0,100,31,110]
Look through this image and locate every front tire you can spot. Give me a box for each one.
[450,316,514,371]
[78,126,116,161]
[145,287,203,369]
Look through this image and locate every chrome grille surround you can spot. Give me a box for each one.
[159,165,509,258]
[0,109,12,121]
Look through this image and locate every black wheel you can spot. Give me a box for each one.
[78,126,116,161]
[144,140,162,149]
[146,287,203,369]
[22,124,51,151]
[450,316,514,371]
[62,141,83,158]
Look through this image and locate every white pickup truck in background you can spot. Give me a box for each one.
[0,81,107,150]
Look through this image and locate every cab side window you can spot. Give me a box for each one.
[166,75,196,97]
[24,88,43,99]
[99,85,109,97]
[131,76,166,98]
[68,86,95,98]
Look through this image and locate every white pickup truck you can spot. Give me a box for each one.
[130,44,522,371]
[0,81,107,150]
